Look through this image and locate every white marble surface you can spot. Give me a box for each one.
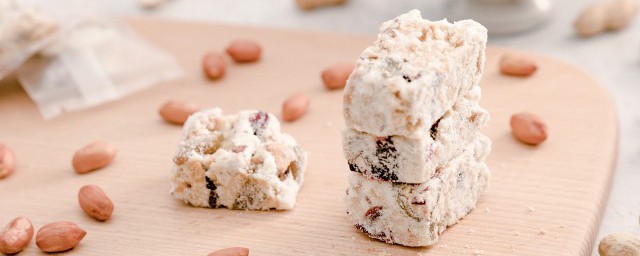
[29,0,640,254]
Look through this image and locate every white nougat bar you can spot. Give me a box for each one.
[343,10,487,138]
[345,135,491,246]
[343,86,488,183]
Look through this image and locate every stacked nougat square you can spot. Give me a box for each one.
[342,10,491,247]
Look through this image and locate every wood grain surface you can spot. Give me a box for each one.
[0,18,617,255]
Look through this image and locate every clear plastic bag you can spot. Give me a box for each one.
[0,0,61,79]
[16,15,183,119]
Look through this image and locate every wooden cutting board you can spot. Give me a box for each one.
[0,18,617,256]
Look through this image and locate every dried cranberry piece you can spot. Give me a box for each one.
[365,206,383,221]
[430,117,442,140]
[249,111,269,135]
[278,169,290,181]
[372,137,399,181]
[347,137,399,181]
[354,224,393,244]
[412,186,429,205]
[232,145,247,153]
[348,163,359,172]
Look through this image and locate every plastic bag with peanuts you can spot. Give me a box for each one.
[16,14,183,119]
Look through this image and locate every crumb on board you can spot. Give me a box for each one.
[559,224,566,228]
[538,228,548,235]
[474,249,484,255]
[484,208,491,213]
[514,230,520,236]
[527,206,536,213]
[468,229,475,234]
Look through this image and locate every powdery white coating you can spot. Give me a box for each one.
[343,9,487,138]
[171,108,307,210]
[345,135,491,247]
[343,86,488,183]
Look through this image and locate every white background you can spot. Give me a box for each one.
[36,0,640,254]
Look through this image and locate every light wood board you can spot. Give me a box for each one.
[0,18,618,255]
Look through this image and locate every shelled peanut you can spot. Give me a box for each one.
[208,247,250,256]
[282,93,310,122]
[138,0,168,9]
[78,185,115,221]
[159,100,200,125]
[0,144,15,179]
[500,54,538,77]
[510,112,548,145]
[575,0,638,37]
[295,0,347,10]
[72,141,118,174]
[598,233,640,256]
[322,62,354,90]
[35,222,86,253]
[226,40,261,63]
[202,52,227,79]
[0,217,34,254]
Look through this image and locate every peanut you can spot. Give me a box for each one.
[575,0,638,37]
[295,0,347,10]
[0,144,15,179]
[322,62,355,90]
[0,217,34,254]
[500,54,538,77]
[159,100,200,125]
[208,247,250,256]
[510,112,548,145]
[607,0,638,29]
[78,185,114,221]
[266,143,292,172]
[226,40,261,63]
[35,222,86,253]
[72,141,117,174]
[202,52,226,79]
[598,233,640,256]
[575,2,609,37]
[282,93,310,122]
[138,0,168,9]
